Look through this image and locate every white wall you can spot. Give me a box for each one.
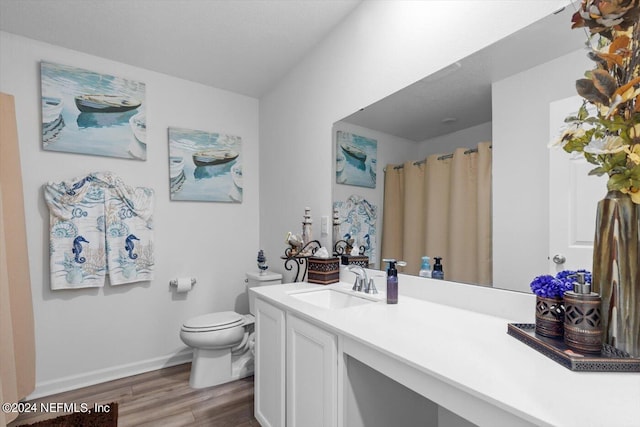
[259,0,571,284]
[0,31,260,398]
[416,122,492,159]
[492,48,591,292]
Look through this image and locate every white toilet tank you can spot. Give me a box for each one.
[246,271,282,314]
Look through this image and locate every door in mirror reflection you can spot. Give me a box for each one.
[549,96,607,274]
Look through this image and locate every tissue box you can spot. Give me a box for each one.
[307,257,340,285]
[341,255,369,268]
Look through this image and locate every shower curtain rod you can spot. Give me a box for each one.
[385,145,492,171]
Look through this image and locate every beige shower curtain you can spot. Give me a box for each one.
[381,142,492,286]
[1,93,36,425]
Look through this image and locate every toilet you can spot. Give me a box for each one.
[180,271,282,389]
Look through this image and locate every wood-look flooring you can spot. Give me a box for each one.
[8,363,259,427]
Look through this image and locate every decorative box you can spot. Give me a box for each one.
[307,257,340,285]
[340,255,369,268]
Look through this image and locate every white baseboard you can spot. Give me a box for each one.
[27,349,193,400]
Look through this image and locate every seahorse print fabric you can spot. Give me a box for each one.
[104,178,154,285]
[333,195,377,264]
[44,172,154,290]
[45,174,106,289]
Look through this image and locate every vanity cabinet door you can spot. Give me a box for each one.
[286,314,337,427]
[255,298,286,427]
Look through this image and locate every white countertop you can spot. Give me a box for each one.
[251,279,640,427]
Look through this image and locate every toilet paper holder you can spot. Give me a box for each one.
[169,278,197,287]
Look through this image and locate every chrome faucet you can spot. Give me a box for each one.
[348,265,377,294]
[348,265,367,292]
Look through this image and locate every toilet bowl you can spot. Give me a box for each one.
[180,311,254,388]
[180,271,282,389]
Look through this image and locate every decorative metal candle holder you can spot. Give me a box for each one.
[281,240,321,282]
[333,239,365,257]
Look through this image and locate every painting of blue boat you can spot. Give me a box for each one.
[168,127,243,202]
[336,131,377,188]
[40,61,146,160]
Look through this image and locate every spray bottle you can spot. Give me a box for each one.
[383,259,406,304]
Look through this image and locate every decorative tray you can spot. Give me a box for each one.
[507,323,640,372]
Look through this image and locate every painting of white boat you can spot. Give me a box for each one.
[192,149,239,166]
[336,131,377,188]
[231,163,243,189]
[229,163,243,202]
[370,158,377,182]
[340,142,367,162]
[336,154,345,173]
[42,96,63,124]
[42,95,65,145]
[168,127,243,202]
[129,112,146,144]
[75,94,141,113]
[170,156,185,177]
[169,156,186,193]
[40,61,146,160]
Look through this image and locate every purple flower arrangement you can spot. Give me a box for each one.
[530,269,592,299]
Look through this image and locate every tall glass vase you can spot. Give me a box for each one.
[591,190,640,357]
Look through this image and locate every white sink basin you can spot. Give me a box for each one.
[288,288,378,309]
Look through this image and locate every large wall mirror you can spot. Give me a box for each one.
[332,6,593,293]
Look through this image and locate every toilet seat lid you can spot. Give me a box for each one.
[182,311,244,331]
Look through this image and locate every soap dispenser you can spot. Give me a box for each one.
[563,272,602,354]
[432,257,444,280]
[419,256,431,278]
[383,259,406,304]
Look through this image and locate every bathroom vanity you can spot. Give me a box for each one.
[251,271,640,427]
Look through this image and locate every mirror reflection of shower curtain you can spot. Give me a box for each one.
[381,142,492,286]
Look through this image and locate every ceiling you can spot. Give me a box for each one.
[340,5,587,142]
[0,0,362,98]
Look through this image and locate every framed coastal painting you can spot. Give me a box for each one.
[168,127,243,202]
[336,131,377,188]
[40,61,147,160]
